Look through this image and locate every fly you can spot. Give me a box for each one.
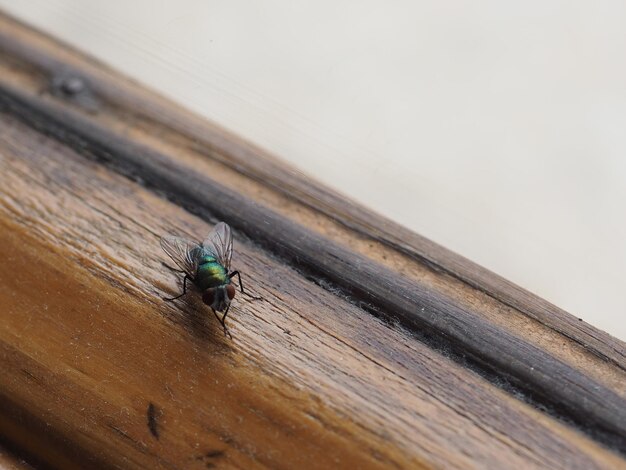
[160,221,245,338]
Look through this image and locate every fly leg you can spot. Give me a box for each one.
[163,274,190,301]
[212,307,232,340]
[229,271,262,300]
[229,271,245,294]
[162,262,185,273]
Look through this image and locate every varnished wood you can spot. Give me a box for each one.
[0,11,624,469]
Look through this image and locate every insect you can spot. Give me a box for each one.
[160,222,245,338]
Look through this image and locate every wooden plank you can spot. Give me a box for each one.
[1,73,626,447]
[0,10,624,469]
[0,12,620,376]
[0,443,35,470]
[0,11,622,389]
[0,105,622,470]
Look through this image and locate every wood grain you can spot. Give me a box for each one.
[0,11,624,469]
[0,443,35,470]
[1,14,620,376]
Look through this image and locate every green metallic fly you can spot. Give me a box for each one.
[161,222,245,338]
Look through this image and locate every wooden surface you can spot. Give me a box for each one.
[0,11,625,470]
[0,443,35,470]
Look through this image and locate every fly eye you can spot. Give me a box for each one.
[226,284,236,300]
[202,289,215,306]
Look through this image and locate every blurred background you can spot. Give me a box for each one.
[1,1,624,341]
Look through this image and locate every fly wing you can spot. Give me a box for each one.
[202,222,233,270]
[160,235,202,278]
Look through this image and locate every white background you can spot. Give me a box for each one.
[2,1,624,340]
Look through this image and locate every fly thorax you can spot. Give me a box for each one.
[196,258,228,291]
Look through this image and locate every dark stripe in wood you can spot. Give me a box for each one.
[147,403,159,440]
[0,85,624,453]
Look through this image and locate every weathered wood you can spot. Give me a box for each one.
[0,10,624,469]
[0,443,35,470]
[2,82,625,449]
[2,16,620,376]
